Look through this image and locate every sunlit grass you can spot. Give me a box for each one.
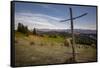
[15,32,97,66]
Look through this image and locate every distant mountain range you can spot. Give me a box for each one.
[36,29,97,34]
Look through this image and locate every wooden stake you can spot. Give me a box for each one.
[60,8,87,62]
[69,8,76,62]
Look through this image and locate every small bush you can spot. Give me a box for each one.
[40,43,44,46]
[30,41,35,45]
[53,35,57,38]
[39,35,44,37]
[25,33,29,37]
[64,40,69,47]
[91,44,96,48]
[48,35,58,38]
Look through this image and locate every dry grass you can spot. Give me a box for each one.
[15,32,97,66]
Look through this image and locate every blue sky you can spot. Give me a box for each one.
[15,2,97,30]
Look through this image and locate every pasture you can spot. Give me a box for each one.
[15,32,97,66]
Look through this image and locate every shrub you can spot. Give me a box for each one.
[39,34,44,37]
[48,35,58,38]
[30,41,35,45]
[91,44,96,48]
[64,39,69,47]
[40,42,44,46]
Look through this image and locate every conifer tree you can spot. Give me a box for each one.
[33,28,37,35]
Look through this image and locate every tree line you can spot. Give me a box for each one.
[17,23,37,35]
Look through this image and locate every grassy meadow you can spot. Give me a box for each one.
[15,32,97,66]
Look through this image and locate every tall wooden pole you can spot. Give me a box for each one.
[69,8,76,62]
[60,8,87,62]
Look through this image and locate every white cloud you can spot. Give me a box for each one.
[15,12,69,30]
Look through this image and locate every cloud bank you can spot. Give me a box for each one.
[15,12,69,30]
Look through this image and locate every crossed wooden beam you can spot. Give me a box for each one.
[60,8,88,62]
